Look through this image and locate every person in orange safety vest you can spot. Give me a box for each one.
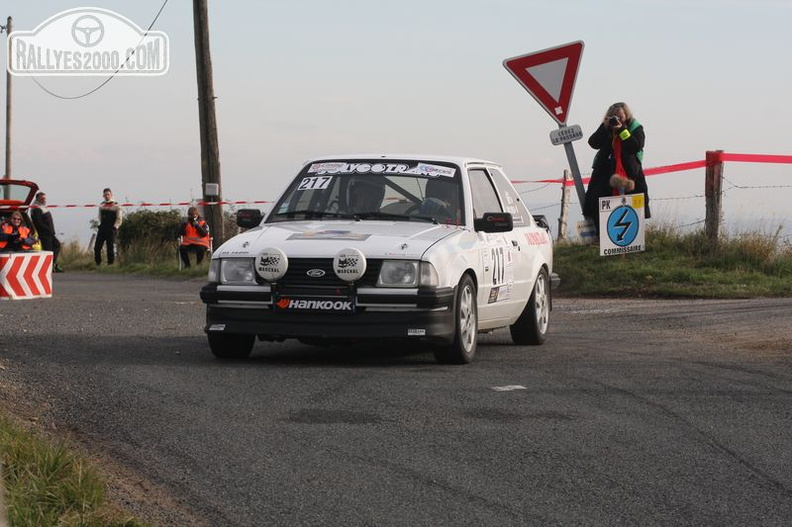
[177,206,211,268]
[0,211,38,252]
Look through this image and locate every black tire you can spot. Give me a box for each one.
[434,275,478,364]
[510,267,550,345]
[208,333,255,359]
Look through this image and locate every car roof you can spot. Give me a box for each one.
[0,179,39,210]
[301,154,502,171]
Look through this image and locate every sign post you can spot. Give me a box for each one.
[503,41,587,212]
[560,134,586,209]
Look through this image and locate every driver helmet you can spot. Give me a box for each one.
[347,177,386,213]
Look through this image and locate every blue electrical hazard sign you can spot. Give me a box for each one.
[598,194,646,256]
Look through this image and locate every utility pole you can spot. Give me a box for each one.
[192,0,224,243]
[2,16,11,180]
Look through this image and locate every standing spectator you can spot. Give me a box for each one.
[177,206,211,268]
[583,102,650,236]
[0,211,37,252]
[31,192,64,272]
[94,188,123,265]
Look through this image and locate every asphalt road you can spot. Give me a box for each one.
[1,273,791,526]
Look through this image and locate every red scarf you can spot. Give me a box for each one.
[612,134,627,196]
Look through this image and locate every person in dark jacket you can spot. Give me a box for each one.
[94,188,123,265]
[177,206,211,268]
[31,192,64,272]
[583,102,650,236]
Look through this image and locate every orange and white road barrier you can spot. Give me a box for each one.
[0,251,53,300]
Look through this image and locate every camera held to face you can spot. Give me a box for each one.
[608,115,621,127]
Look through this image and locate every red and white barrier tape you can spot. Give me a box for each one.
[20,200,275,210]
[10,152,792,206]
[513,152,792,186]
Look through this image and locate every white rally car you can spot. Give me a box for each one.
[200,155,554,364]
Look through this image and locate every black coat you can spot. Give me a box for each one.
[583,121,651,219]
[31,207,56,239]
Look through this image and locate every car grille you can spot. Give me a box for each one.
[257,258,382,289]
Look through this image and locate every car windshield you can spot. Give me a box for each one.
[267,160,465,225]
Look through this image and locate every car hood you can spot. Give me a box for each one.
[214,220,465,259]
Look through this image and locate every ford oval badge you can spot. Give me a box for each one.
[307,269,326,278]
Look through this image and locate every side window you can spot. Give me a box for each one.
[468,169,502,218]
[489,168,529,226]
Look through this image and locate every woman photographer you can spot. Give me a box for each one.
[583,102,650,236]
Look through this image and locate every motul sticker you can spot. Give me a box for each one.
[524,231,550,245]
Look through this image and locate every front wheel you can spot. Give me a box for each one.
[434,275,478,364]
[510,268,550,345]
[208,333,255,359]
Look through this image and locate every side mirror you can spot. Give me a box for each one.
[236,208,263,229]
[533,214,551,233]
[474,212,513,233]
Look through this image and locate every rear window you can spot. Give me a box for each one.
[0,182,37,205]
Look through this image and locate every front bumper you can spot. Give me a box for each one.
[201,283,457,344]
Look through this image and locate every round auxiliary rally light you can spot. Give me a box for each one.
[255,247,288,282]
[333,247,366,282]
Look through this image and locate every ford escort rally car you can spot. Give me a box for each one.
[200,155,554,364]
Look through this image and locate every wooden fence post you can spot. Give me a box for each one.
[705,150,724,244]
[557,169,570,241]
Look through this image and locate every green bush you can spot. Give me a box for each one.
[117,209,182,252]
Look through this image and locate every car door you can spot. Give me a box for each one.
[467,168,517,324]
[487,167,536,306]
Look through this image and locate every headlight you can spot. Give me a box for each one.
[377,261,438,287]
[208,259,220,283]
[220,258,256,284]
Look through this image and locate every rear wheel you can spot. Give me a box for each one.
[434,275,478,364]
[509,268,550,345]
[208,333,255,359]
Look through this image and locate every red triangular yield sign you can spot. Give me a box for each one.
[503,41,584,125]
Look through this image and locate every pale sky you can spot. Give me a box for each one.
[2,0,791,243]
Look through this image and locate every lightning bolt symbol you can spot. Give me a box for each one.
[615,210,633,242]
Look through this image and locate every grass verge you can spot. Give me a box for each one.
[0,411,146,527]
[555,225,792,298]
[58,240,209,279]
